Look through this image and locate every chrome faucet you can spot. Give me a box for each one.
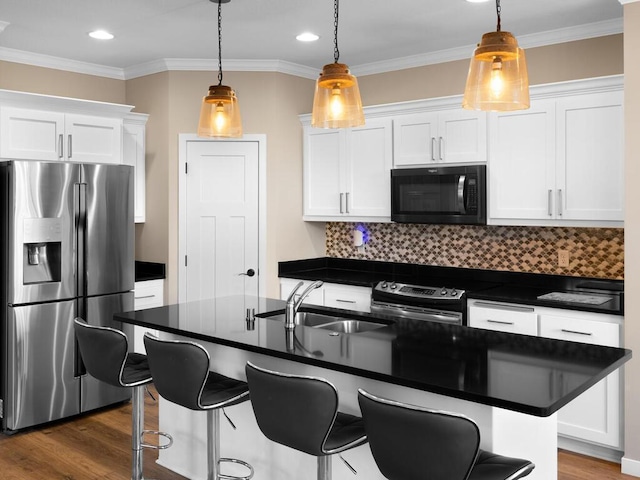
[284,280,324,329]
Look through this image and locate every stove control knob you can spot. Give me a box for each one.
[381,282,388,289]
[390,283,398,290]
[451,289,458,296]
[441,288,448,295]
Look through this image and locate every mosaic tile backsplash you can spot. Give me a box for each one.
[326,223,624,280]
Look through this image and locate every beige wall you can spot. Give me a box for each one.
[624,2,640,469]
[0,61,126,103]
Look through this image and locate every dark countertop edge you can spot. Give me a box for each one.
[135,261,166,282]
[278,257,624,316]
[116,305,631,418]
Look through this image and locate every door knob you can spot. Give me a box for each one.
[239,269,255,277]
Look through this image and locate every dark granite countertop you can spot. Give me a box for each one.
[278,258,624,316]
[135,261,166,282]
[116,295,631,417]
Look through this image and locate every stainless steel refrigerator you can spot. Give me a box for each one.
[0,160,135,432]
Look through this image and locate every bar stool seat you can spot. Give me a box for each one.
[73,318,172,480]
[245,362,367,480]
[357,389,535,480]
[143,333,253,480]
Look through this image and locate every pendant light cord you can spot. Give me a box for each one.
[217,0,223,85]
[333,0,340,63]
[496,0,502,32]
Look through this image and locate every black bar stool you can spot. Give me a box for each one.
[73,318,173,480]
[245,361,368,480]
[143,333,253,480]
[357,389,535,480]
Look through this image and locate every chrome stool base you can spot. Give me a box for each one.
[207,409,254,480]
[218,457,254,480]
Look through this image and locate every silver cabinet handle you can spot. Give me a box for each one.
[557,189,563,216]
[68,134,72,159]
[335,299,356,304]
[548,190,553,217]
[431,137,436,162]
[439,137,444,161]
[473,301,535,313]
[339,193,344,214]
[135,295,156,300]
[58,134,64,158]
[345,192,350,214]
[561,329,593,336]
[487,319,515,326]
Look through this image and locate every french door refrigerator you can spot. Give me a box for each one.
[0,160,135,432]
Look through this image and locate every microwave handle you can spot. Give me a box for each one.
[457,175,467,214]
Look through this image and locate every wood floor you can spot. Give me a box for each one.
[0,388,635,479]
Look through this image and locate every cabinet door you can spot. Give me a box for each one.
[324,283,372,313]
[0,108,65,161]
[468,301,538,335]
[123,121,146,223]
[556,91,624,222]
[539,313,621,448]
[345,118,393,218]
[438,110,487,164]
[392,113,438,166]
[279,278,324,306]
[303,127,345,217]
[133,280,164,353]
[488,100,556,221]
[65,114,122,164]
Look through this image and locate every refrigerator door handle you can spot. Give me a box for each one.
[76,183,87,300]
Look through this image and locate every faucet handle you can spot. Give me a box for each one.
[286,281,305,304]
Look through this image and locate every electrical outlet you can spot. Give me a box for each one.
[558,249,570,268]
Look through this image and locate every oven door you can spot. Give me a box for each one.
[391,165,486,224]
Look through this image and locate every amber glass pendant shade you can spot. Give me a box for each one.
[463,30,530,111]
[312,62,364,129]
[197,85,242,138]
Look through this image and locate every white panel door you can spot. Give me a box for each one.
[65,114,122,164]
[438,110,487,164]
[392,113,438,166]
[0,107,65,160]
[488,100,556,220]
[185,140,259,302]
[303,127,344,217]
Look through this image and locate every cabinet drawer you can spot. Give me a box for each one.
[134,279,164,310]
[324,284,371,313]
[279,279,324,306]
[539,315,620,347]
[468,301,537,335]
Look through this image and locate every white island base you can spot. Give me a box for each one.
[152,336,557,480]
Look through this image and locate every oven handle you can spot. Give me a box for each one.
[370,301,462,325]
[457,175,466,214]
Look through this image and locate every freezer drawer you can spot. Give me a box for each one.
[5,300,80,431]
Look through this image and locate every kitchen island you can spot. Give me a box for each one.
[116,295,631,480]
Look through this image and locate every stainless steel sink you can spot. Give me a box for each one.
[261,311,386,333]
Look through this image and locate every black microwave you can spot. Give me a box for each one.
[391,165,486,225]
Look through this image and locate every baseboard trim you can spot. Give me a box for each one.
[557,436,622,463]
[622,457,640,477]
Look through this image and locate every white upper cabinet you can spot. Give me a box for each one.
[123,113,148,223]
[303,118,393,222]
[488,77,624,227]
[393,109,487,166]
[1,108,123,163]
[0,89,133,164]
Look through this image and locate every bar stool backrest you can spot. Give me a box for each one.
[143,334,211,411]
[358,389,480,480]
[74,318,128,388]
[245,362,339,456]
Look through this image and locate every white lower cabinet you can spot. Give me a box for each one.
[468,299,623,453]
[133,279,164,353]
[279,278,371,313]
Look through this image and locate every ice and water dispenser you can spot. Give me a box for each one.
[22,218,62,284]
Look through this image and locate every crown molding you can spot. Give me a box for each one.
[0,18,624,81]
[352,18,623,76]
[0,46,125,79]
[619,0,640,4]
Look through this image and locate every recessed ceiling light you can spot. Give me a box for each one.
[89,30,114,40]
[296,32,319,42]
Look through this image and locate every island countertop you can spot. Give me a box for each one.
[115,295,631,418]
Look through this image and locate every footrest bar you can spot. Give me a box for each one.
[218,457,254,480]
[140,429,174,450]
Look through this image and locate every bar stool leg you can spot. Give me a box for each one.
[317,455,331,480]
[132,385,145,480]
[207,409,220,480]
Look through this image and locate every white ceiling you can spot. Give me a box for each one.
[0,0,624,80]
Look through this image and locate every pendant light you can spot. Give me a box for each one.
[197,0,242,137]
[311,0,365,129]
[462,0,529,111]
